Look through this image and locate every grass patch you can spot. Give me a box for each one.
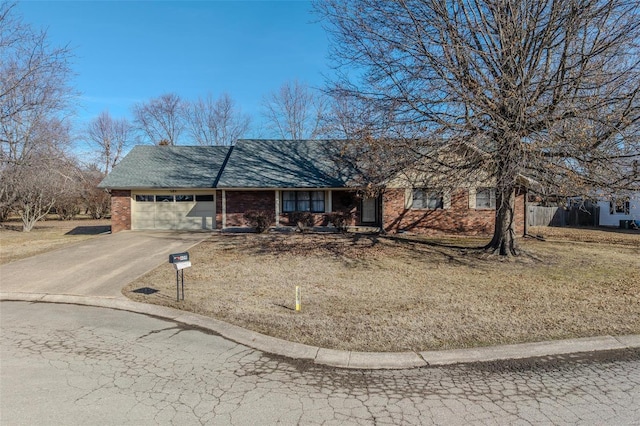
[124,228,640,352]
[0,217,111,264]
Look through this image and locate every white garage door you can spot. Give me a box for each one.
[132,193,214,230]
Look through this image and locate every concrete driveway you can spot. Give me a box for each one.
[0,231,206,298]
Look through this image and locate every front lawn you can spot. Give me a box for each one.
[123,227,640,352]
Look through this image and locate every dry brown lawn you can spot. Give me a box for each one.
[0,217,111,264]
[124,227,640,352]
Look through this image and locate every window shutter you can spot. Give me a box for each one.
[405,188,413,209]
[490,188,496,209]
[610,201,614,215]
[468,187,476,209]
[443,189,451,209]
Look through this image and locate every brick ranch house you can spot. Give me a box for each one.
[99,139,527,236]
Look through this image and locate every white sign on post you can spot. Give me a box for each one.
[173,261,191,271]
[169,252,191,301]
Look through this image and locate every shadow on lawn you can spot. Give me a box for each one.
[211,232,490,268]
[65,225,111,235]
[380,234,492,265]
[381,234,486,250]
[246,233,381,259]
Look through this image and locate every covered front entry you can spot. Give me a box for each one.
[132,191,215,230]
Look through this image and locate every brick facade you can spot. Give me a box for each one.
[514,187,526,235]
[224,190,275,227]
[110,190,131,233]
[383,187,526,236]
[110,187,526,235]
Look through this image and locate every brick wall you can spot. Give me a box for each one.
[383,188,526,236]
[332,191,360,225]
[279,212,328,227]
[225,191,275,227]
[110,190,131,233]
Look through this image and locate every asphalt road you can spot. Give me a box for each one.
[2,301,639,425]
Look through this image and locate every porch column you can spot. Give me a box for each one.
[326,190,332,212]
[275,190,280,227]
[213,191,217,229]
[222,190,226,229]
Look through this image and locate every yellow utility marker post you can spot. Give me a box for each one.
[295,286,301,312]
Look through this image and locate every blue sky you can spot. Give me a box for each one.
[17,0,332,146]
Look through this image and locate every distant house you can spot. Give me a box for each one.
[99,139,527,235]
[597,193,640,227]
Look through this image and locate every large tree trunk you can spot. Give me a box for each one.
[485,185,518,256]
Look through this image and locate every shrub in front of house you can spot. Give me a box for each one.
[324,211,353,232]
[243,210,273,233]
[288,211,315,232]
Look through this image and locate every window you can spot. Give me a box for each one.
[155,195,174,202]
[283,191,296,212]
[297,191,311,211]
[282,191,325,213]
[476,187,496,209]
[135,194,154,202]
[610,197,630,215]
[175,195,194,202]
[311,191,325,212]
[412,189,443,209]
[195,194,214,202]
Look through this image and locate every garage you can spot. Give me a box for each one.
[132,192,215,230]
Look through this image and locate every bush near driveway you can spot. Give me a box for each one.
[124,228,640,352]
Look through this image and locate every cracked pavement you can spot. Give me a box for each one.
[2,301,639,425]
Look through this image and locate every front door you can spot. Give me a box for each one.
[361,196,378,224]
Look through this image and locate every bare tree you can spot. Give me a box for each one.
[318,94,372,140]
[0,1,75,224]
[316,0,640,256]
[7,117,75,231]
[86,111,133,174]
[13,157,76,231]
[185,93,251,146]
[262,80,326,140]
[132,93,185,145]
[79,164,110,219]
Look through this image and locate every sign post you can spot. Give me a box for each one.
[169,252,191,301]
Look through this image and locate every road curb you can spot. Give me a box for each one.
[2,293,639,370]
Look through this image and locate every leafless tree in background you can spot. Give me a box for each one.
[132,93,185,145]
[262,80,326,140]
[5,118,76,231]
[0,1,75,225]
[86,111,133,174]
[185,93,251,146]
[79,164,111,219]
[319,94,376,140]
[316,0,640,256]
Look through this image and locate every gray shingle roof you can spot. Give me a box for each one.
[98,145,231,189]
[217,139,353,188]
